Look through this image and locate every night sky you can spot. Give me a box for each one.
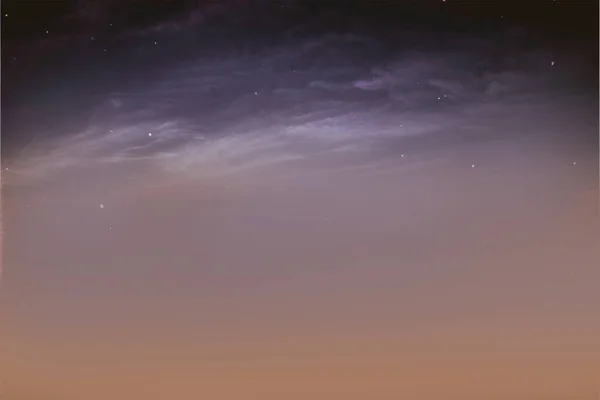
[1,1,599,399]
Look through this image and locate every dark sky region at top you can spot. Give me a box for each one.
[1,1,599,400]
[1,0,598,184]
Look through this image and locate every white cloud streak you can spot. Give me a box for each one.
[4,30,571,186]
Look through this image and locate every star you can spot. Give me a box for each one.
[471,164,475,168]
[148,132,152,137]
[99,204,104,209]
[254,91,258,95]
[551,61,555,66]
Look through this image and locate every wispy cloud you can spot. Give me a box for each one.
[4,29,568,186]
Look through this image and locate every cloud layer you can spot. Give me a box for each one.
[3,27,589,189]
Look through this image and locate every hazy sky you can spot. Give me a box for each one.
[1,1,598,399]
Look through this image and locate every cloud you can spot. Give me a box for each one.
[4,28,569,187]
